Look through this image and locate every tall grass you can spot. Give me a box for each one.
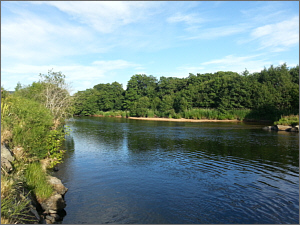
[95,110,128,118]
[24,162,54,202]
[274,115,299,126]
[181,108,251,120]
[1,175,35,224]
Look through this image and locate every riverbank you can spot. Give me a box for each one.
[89,114,274,123]
[128,117,241,123]
[1,144,68,224]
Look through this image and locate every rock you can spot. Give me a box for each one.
[47,176,68,195]
[30,208,41,221]
[271,126,278,131]
[290,127,298,132]
[262,126,272,130]
[40,158,51,171]
[53,166,59,172]
[1,144,14,162]
[41,194,66,211]
[275,125,292,131]
[48,209,57,214]
[46,215,55,223]
[50,213,61,221]
[1,157,13,173]
[45,219,53,224]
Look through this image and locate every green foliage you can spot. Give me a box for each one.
[72,64,299,122]
[1,190,35,224]
[15,70,73,125]
[274,115,299,126]
[2,96,54,158]
[24,162,54,201]
[46,129,67,168]
[146,109,155,118]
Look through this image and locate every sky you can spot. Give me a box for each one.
[1,1,299,94]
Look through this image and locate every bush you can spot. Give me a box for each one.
[2,96,54,158]
[274,115,299,126]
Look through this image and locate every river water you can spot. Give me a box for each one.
[54,117,299,224]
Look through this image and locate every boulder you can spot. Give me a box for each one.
[1,157,13,173]
[41,194,66,212]
[290,127,298,132]
[1,144,14,162]
[262,126,272,130]
[275,125,292,131]
[50,213,61,221]
[45,215,55,223]
[47,176,68,195]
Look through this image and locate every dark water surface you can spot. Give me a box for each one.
[55,117,299,224]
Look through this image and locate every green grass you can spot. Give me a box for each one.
[274,115,299,126]
[95,110,128,118]
[146,109,155,118]
[1,173,36,224]
[181,108,251,120]
[1,191,36,224]
[24,162,54,201]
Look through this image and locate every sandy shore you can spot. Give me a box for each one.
[128,117,241,123]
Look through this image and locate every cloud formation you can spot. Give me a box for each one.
[251,16,299,52]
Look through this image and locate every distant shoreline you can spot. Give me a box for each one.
[89,115,273,123]
[128,117,241,123]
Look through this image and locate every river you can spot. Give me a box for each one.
[54,117,299,224]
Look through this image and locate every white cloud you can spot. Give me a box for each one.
[167,13,205,24]
[184,23,251,40]
[250,16,299,51]
[200,54,272,73]
[1,14,106,64]
[31,1,163,33]
[1,60,141,93]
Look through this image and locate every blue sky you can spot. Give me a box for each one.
[1,1,299,94]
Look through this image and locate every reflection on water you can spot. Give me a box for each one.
[55,117,299,224]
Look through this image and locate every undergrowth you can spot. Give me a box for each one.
[274,115,299,126]
[24,162,54,202]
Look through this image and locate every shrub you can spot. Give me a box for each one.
[274,115,299,126]
[4,96,54,158]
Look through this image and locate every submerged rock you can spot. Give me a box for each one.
[262,125,298,132]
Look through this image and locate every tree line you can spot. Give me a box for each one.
[73,63,299,121]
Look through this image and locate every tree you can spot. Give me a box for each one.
[73,89,99,116]
[38,70,73,127]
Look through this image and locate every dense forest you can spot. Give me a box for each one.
[73,63,299,121]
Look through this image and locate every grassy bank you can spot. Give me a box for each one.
[90,108,299,124]
[1,74,71,224]
[91,108,267,121]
